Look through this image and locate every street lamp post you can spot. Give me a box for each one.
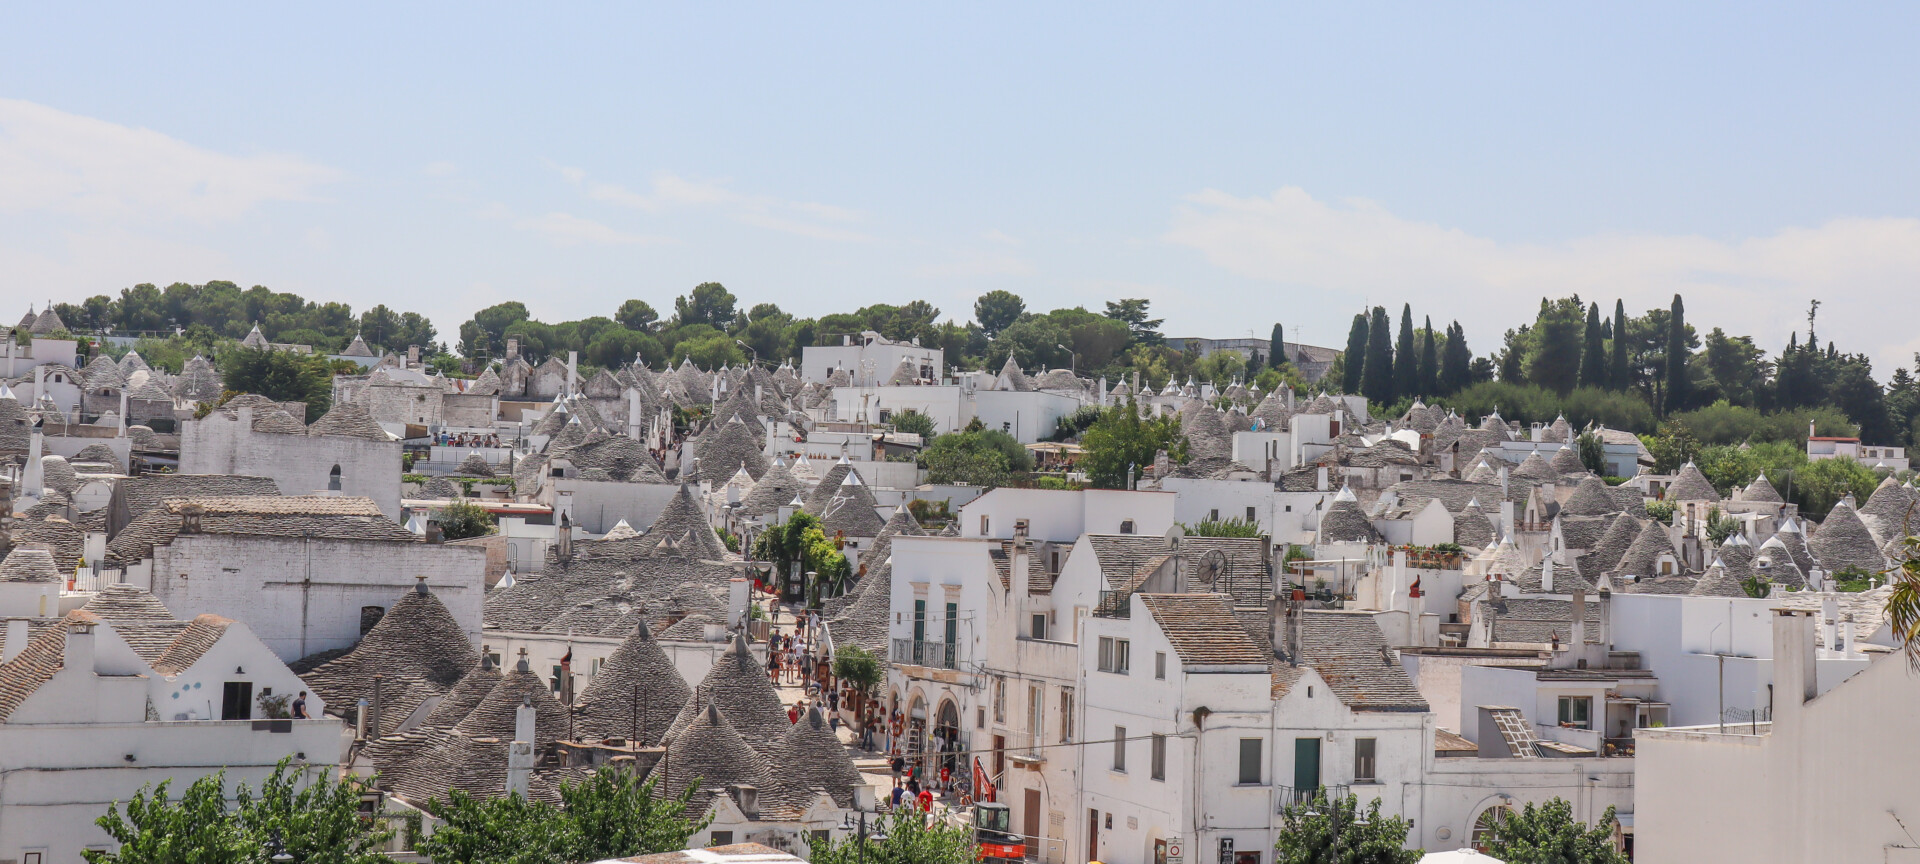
[735,339,758,369]
[1056,344,1076,376]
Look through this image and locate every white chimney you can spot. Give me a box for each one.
[566,351,579,397]
[1570,589,1587,661]
[1772,609,1817,734]
[1541,557,1555,593]
[1820,593,1839,654]
[64,621,98,675]
[1841,612,1858,658]
[729,577,751,631]
[506,698,535,798]
[24,429,44,497]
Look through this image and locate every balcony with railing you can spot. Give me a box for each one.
[1093,590,1132,618]
[1274,784,1352,813]
[891,638,959,670]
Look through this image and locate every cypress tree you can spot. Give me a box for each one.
[1418,315,1439,397]
[1610,299,1629,391]
[1363,306,1395,404]
[1664,294,1689,414]
[1268,323,1288,371]
[1393,304,1418,400]
[1579,302,1605,389]
[1341,313,1368,395]
[1441,321,1471,395]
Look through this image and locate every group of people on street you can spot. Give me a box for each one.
[436,431,501,448]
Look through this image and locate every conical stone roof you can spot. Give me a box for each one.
[778,707,865,808]
[1666,462,1721,503]
[664,632,789,748]
[1561,476,1618,517]
[658,702,774,813]
[1809,501,1887,575]
[302,583,479,736]
[574,621,692,745]
[1611,519,1678,578]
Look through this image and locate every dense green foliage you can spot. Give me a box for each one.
[1478,799,1628,864]
[419,768,707,864]
[808,809,981,864]
[436,500,498,540]
[1273,794,1421,864]
[84,760,392,864]
[889,408,938,438]
[1182,516,1263,537]
[753,512,852,598]
[52,281,436,355]
[1080,401,1187,489]
[921,424,1032,487]
[217,347,347,422]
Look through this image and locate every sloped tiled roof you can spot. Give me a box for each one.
[1858,476,1918,542]
[1139,594,1269,666]
[1561,476,1620,517]
[0,547,61,583]
[1742,473,1784,504]
[738,460,806,520]
[307,401,394,442]
[108,496,418,564]
[152,614,235,676]
[777,707,865,808]
[1276,611,1428,711]
[1610,519,1679,579]
[1319,493,1382,544]
[813,472,887,539]
[658,703,776,815]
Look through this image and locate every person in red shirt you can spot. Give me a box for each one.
[916,786,934,812]
[788,704,800,724]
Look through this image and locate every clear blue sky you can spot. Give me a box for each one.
[4,4,1918,368]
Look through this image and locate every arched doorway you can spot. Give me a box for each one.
[934,699,962,783]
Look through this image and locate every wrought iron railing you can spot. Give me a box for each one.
[1094,590,1132,618]
[891,638,958,670]
[1274,784,1352,814]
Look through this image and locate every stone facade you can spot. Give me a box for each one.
[180,406,402,519]
[138,533,486,662]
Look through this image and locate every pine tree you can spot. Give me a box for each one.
[1441,321,1472,395]
[1393,304,1418,401]
[1610,299,1629,391]
[1363,306,1395,404]
[1342,313,1368,395]
[1268,322,1288,371]
[1580,301,1605,388]
[1418,315,1439,397]
[1664,294,1690,414]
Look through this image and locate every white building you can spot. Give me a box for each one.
[800,333,943,386]
[1806,433,1909,472]
[180,402,403,520]
[1634,609,1920,863]
[106,496,487,663]
[0,585,341,864]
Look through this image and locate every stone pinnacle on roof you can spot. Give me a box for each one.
[1666,461,1721,503]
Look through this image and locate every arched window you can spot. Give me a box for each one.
[1472,806,1512,851]
[328,464,342,491]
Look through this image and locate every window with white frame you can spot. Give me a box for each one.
[1113,726,1127,771]
[1098,637,1130,674]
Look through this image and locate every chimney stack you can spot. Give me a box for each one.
[1772,609,1817,734]
[1570,589,1587,664]
[3,618,29,663]
[506,697,535,798]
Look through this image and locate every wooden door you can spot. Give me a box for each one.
[1293,737,1321,793]
[1023,788,1041,858]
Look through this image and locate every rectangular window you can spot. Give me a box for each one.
[1098,638,1131,674]
[944,602,959,650]
[1031,613,1048,640]
[1120,519,1135,535]
[913,599,927,644]
[1029,685,1043,751]
[1155,651,1167,680]
[708,831,733,847]
[1239,738,1263,785]
[981,515,990,536]
[1113,726,1127,771]
[1354,738,1377,783]
[1151,733,1167,781]
[1247,506,1258,522]
[220,681,252,721]
[550,666,563,694]
[995,677,1007,723]
[1060,688,1074,742]
[1558,696,1592,729]
[1209,508,1220,521]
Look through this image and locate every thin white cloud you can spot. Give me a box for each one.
[582,170,872,241]
[0,98,339,223]
[1166,186,1920,371]
[514,211,673,247]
